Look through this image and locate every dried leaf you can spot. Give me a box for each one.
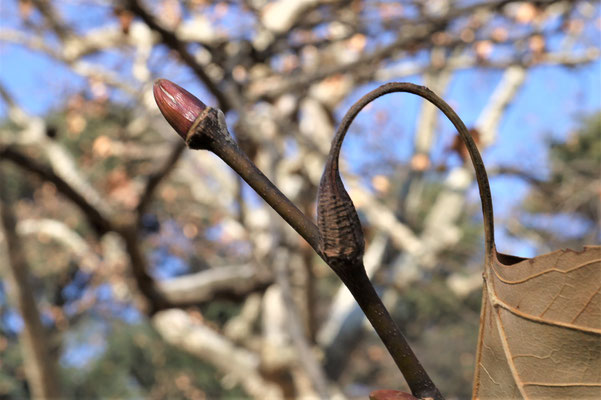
[473,246,601,399]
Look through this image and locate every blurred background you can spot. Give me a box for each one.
[0,1,599,399]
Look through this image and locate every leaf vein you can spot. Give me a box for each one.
[491,259,600,285]
[479,363,500,386]
[571,285,601,324]
[491,297,601,334]
[522,382,601,388]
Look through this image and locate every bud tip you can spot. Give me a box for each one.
[153,79,207,139]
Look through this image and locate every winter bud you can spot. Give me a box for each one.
[153,79,207,140]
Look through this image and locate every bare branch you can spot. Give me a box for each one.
[136,141,186,216]
[153,309,284,399]
[118,223,170,314]
[125,0,231,110]
[158,264,272,305]
[0,167,61,399]
[30,0,70,40]
[273,249,331,399]
[0,145,112,235]
[17,218,102,271]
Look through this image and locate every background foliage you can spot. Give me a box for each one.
[0,1,599,399]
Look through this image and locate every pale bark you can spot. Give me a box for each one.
[153,309,283,399]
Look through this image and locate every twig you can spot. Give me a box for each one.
[155,80,442,397]
[179,106,322,252]
[136,141,186,217]
[330,83,494,256]
[117,222,170,314]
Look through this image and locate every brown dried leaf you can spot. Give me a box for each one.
[473,246,601,399]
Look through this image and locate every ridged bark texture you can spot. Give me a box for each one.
[317,158,365,270]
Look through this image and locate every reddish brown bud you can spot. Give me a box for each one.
[153,79,207,139]
[369,390,420,400]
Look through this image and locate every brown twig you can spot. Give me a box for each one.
[185,107,322,253]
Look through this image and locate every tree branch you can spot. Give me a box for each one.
[125,0,231,110]
[117,223,170,314]
[136,141,186,217]
[0,145,112,235]
[153,308,284,399]
[157,264,272,305]
[273,249,331,399]
[0,167,61,399]
[30,0,70,40]
[17,218,102,271]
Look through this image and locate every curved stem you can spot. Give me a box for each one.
[332,82,495,257]
[323,82,497,399]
